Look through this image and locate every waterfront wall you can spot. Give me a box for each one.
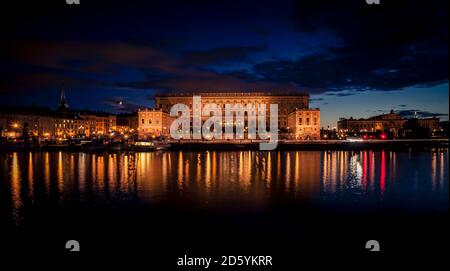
[0,139,447,152]
[168,139,449,151]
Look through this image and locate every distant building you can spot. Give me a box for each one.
[94,115,117,135]
[138,109,174,139]
[337,110,439,137]
[0,109,94,140]
[80,115,98,137]
[0,112,55,139]
[418,118,440,131]
[54,115,93,139]
[287,108,321,140]
[116,113,138,132]
[436,121,449,138]
[0,88,122,140]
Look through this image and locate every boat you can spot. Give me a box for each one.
[133,141,155,152]
[133,141,170,151]
[153,141,171,151]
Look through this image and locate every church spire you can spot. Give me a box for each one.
[58,85,69,112]
[60,85,66,102]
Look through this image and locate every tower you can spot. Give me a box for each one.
[58,86,69,112]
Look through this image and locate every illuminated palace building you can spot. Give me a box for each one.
[138,92,321,140]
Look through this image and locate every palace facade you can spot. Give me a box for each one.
[287,108,321,140]
[138,109,173,139]
[136,92,319,139]
[154,92,310,130]
[136,91,319,139]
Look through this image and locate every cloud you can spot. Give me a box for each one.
[1,0,447,98]
[182,46,266,66]
[0,40,180,92]
[325,92,357,97]
[1,41,175,73]
[0,71,91,93]
[102,97,144,112]
[396,109,448,118]
[252,0,448,92]
[117,68,307,94]
[1,40,307,95]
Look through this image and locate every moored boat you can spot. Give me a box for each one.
[153,141,171,151]
[133,141,155,151]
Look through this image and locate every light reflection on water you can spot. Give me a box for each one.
[0,150,448,225]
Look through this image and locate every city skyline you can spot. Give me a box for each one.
[0,1,448,260]
[0,0,448,128]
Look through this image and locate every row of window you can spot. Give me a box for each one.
[159,102,305,110]
[141,119,160,125]
[298,112,318,116]
[298,117,318,126]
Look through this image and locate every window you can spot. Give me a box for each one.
[299,118,302,125]
[314,118,317,125]
[141,119,144,124]
[306,118,310,125]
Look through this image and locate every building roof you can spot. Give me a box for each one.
[155,91,309,97]
[367,112,404,120]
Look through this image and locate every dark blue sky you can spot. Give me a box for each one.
[0,0,448,127]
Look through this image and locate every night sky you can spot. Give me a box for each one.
[0,0,448,127]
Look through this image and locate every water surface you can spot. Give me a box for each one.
[1,150,447,226]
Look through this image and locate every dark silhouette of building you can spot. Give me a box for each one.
[57,86,69,113]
